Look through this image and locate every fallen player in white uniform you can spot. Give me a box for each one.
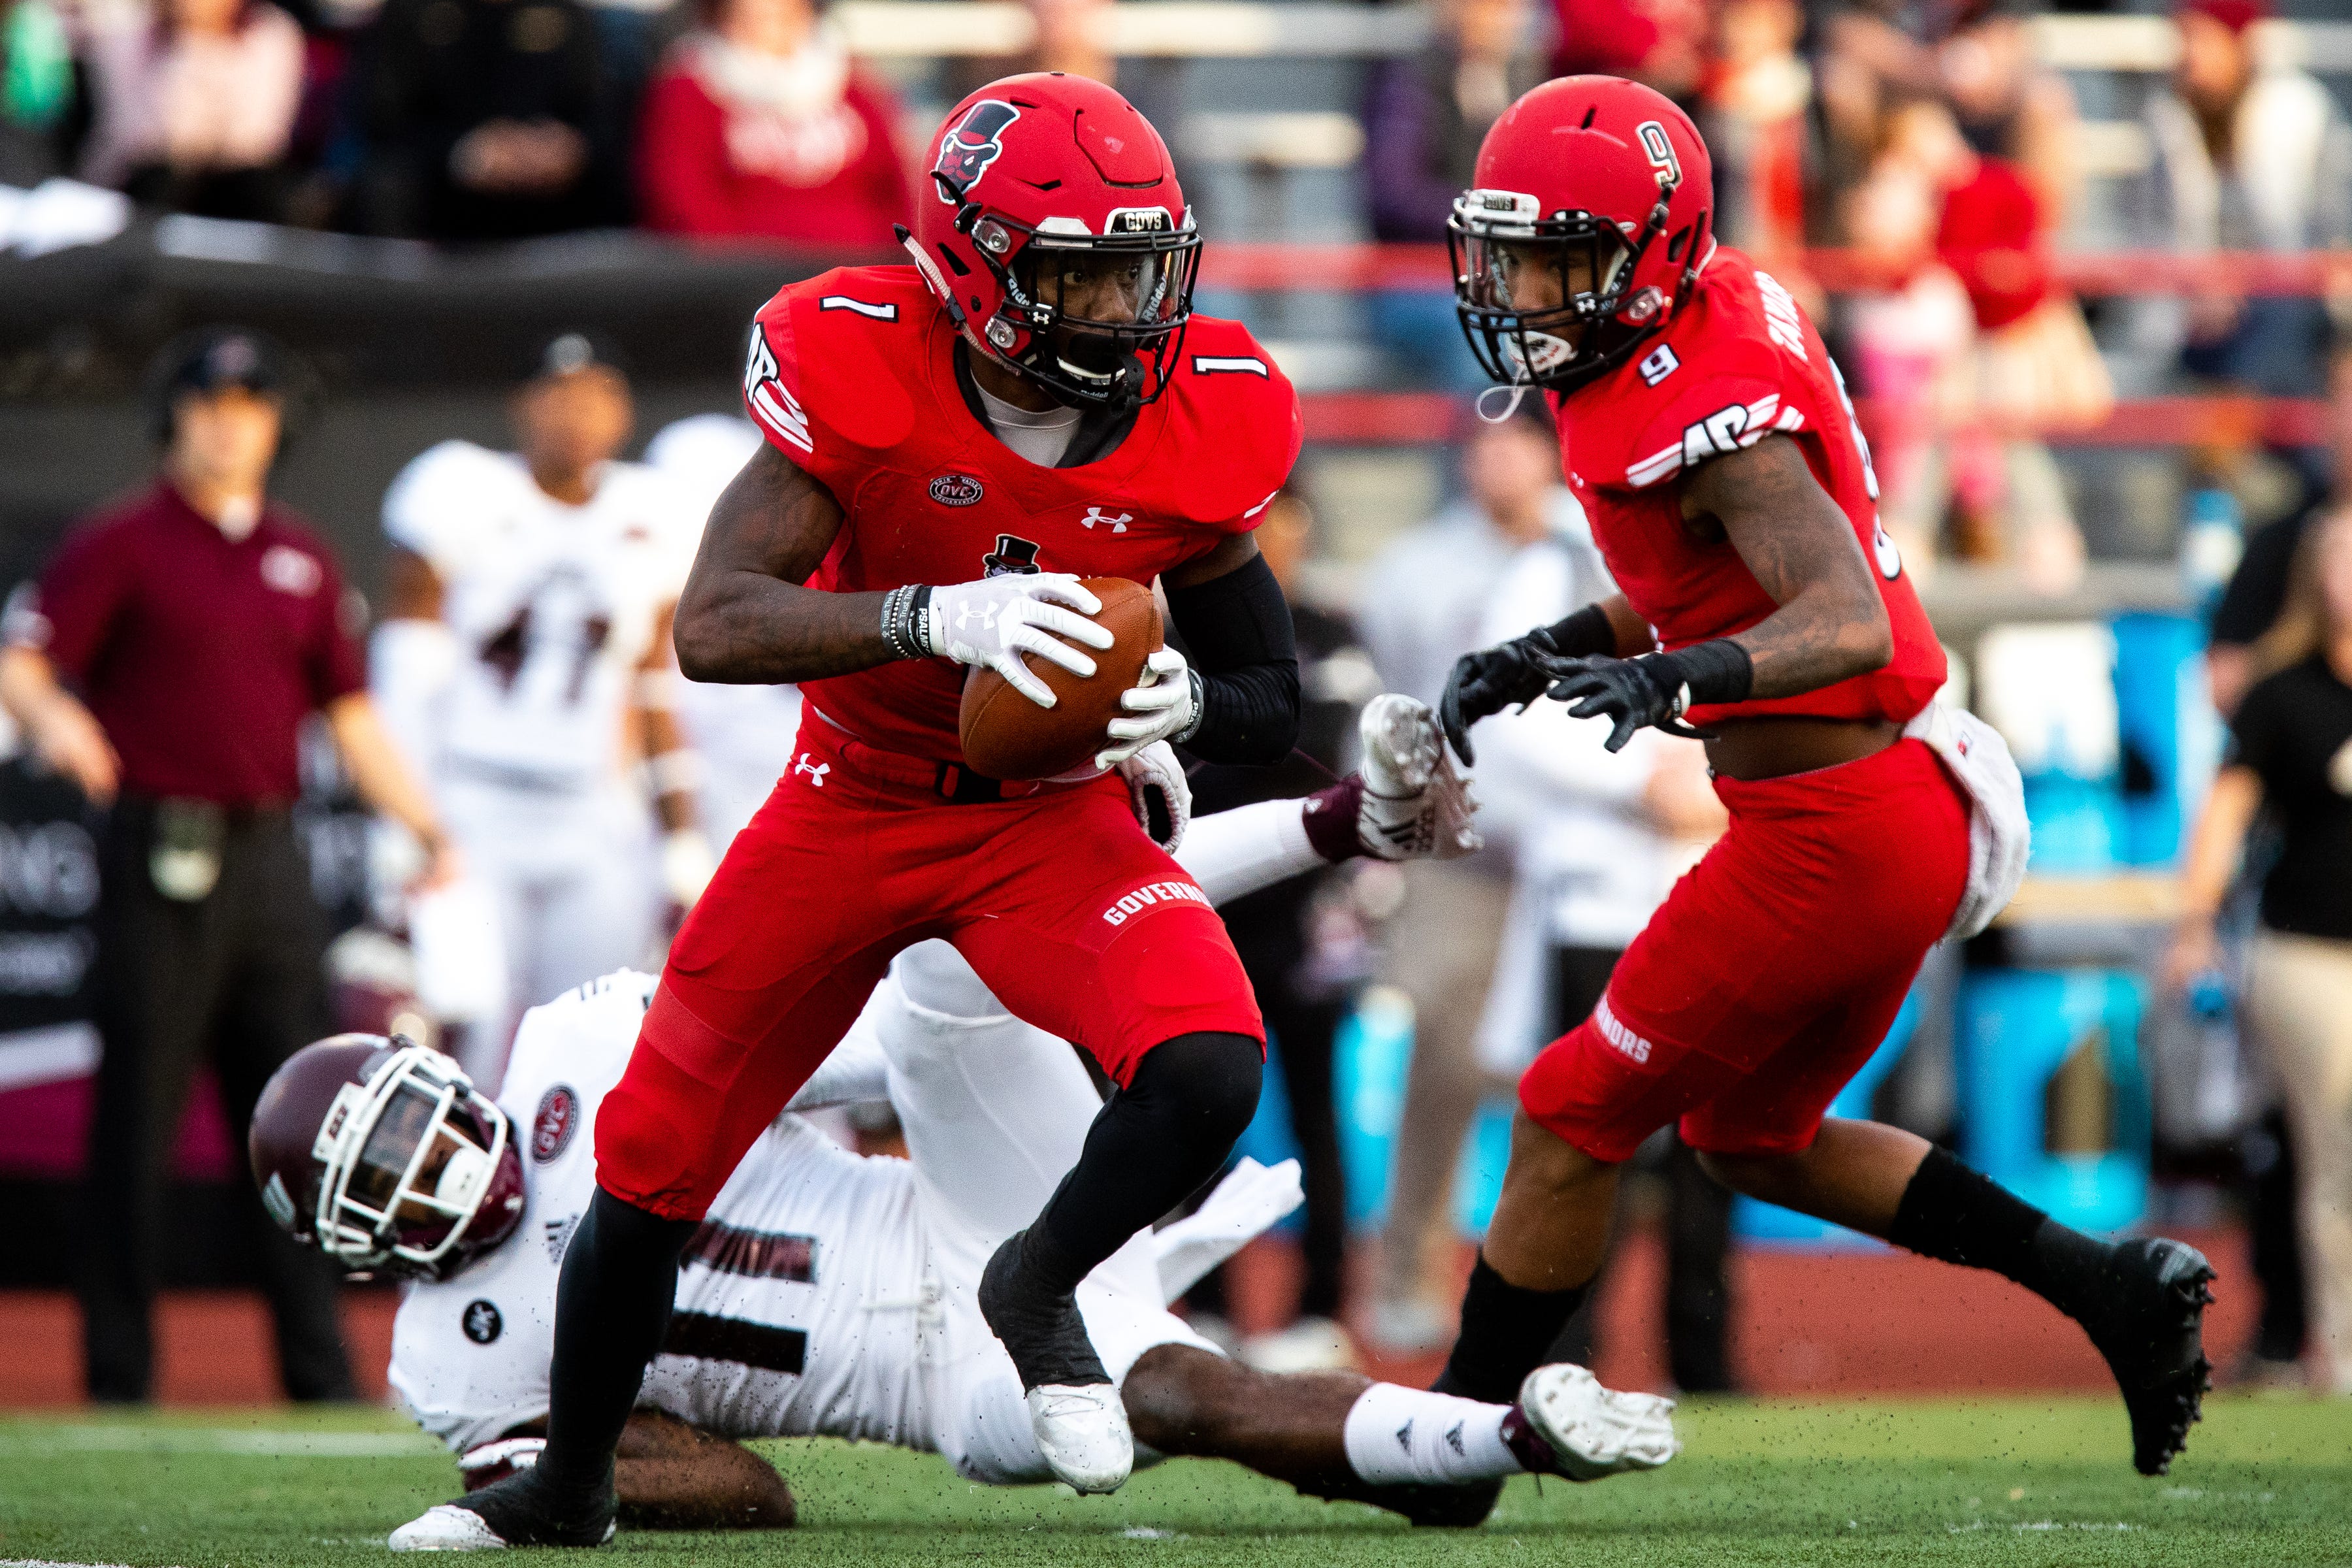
[250,702,1678,1546]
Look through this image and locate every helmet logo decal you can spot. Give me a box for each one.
[531,1085,580,1164]
[936,99,1021,201]
[1637,122,1681,186]
[1105,206,1174,235]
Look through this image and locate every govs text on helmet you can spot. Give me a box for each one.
[1450,76,1714,393]
[906,73,1201,412]
[250,1035,524,1281]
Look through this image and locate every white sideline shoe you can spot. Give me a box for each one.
[1514,1363,1680,1481]
[389,1504,510,1551]
[1028,1382,1135,1494]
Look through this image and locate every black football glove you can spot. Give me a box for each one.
[1539,653,1712,753]
[1439,629,1562,765]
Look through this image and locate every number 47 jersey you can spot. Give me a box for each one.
[1548,245,1947,731]
[740,265,1303,762]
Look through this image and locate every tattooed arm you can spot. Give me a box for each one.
[1680,433,1891,700]
[672,442,889,684]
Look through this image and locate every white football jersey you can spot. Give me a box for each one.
[383,442,697,790]
[387,971,938,1455]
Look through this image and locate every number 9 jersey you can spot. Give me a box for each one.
[1546,246,1947,730]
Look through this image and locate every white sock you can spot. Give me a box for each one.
[1174,799,1320,906]
[1341,1382,1520,1486]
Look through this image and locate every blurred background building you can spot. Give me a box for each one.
[0,0,2347,1403]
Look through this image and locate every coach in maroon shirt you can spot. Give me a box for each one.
[0,328,454,1403]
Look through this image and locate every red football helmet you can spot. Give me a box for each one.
[249,1034,524,1281]
[906,73,1201,410]
[1450,76,1715,392]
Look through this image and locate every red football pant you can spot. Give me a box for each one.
[1520,738,1969,1163]
[596,718,1264,1220]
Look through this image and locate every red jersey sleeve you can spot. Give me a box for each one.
[23,516,135,685]
[1609,338,1805,496]
[742,293,821,465]
[1159,319,1303,536]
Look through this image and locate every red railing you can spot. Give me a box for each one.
[1201,244,2349,297]
[1296,392,2330,446]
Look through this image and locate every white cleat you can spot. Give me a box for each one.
[1514,1363,1680,1482]
[389,1504,510,1552]
[1356,694,1481,860]
[1027,1382,1135,1494]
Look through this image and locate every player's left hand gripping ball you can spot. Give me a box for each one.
[1116,739,1192,851]
[1541,653,1705,752]
[1095,647,1199,769]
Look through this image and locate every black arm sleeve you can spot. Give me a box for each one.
[1164,552,1300,766]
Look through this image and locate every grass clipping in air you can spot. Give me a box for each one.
[0,1396,2344,1566]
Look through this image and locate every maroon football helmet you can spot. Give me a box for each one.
[250,1035,524,1281]
[1450,76,1716,391]
[905,73,1201,410]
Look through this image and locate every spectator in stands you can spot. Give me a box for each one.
[1546,0,1701,101]
[0,328,455,1403]
[350,0,621,240]
[2168,509,2352,1396]
[1,0,78,186]
[1354,405,1562,1351]
[1184,487,1375,1373]
[1701,0,1811,276]
[635,0,906,246]
[76,0,306,221]
[2144,0,2352,398]
[1838,132,1974,576]
[1936,0,2077,227]
[2213,342,2352,718]
[1360,0,1538,388]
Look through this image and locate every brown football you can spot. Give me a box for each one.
[958,577,1163,781]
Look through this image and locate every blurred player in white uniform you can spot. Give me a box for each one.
[250,708,1679,1547]
[372,336,717,1079]
[641,413,802,847]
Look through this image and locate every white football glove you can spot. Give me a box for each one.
[1096,646,1199,768]
[1357,693,1480,860]
[1117,740,1191,852]
[924,573,1113,710]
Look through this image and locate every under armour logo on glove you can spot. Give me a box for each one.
[793,753,830,787]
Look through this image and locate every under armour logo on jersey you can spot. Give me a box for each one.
[792,753,829,787]
[1081,507,1132,534]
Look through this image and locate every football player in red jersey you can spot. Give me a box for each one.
[437,75,1307,1546]
[1431,77,2212,1489]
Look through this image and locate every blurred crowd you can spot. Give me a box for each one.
[2,0,2349,1402]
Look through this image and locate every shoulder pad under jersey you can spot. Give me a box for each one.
[497,969,657,1123]
[744,267,931,477]
[1585,260,1813,494]
[383,441,531,576]
[1149,317,1303,529]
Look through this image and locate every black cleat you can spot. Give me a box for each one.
[978,1229,1111,1391]
[389,1466,617,1550]
[2076,1237,2216,1477]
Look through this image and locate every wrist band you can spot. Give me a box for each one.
[1171,667,1206,745]
[1649,639,1754,710]
[1539,602,1618,661]
[879,586,932,661]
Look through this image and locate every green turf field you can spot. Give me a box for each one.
[0,1396,2345,1568]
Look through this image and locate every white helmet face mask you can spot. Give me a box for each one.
[310,1045,509,1275]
